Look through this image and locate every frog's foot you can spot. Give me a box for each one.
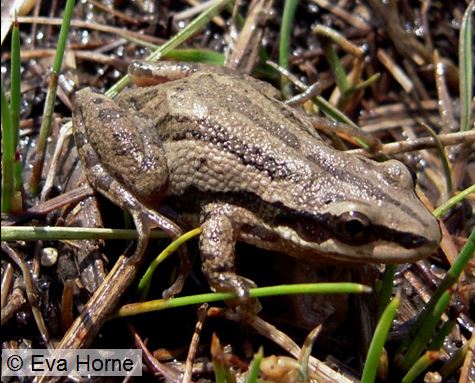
[161,246,192,299]
[131,206,192,298]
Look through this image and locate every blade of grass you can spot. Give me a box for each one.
[377,264,397,318]
[420,122,453,198]
[211,334,229,383]
[438,337,470,379]
[246,347,263,383]
[164,48,225,65]
[313,95,359,129]
[279,0,299,98]
[401,351,440,383]
[112,282,371,318]
[403,228,474,353]
[361,294,399,383]
[1,85,14,213]
[298,325,322,382]
[433,184,475,218]
[106,0,231,98]
[319,35,350,94]
[10,17,23,212]
[29,0,76,195]
[459,1,474,132]
[10,17,20,148]
[429,317,456,350]
[398,290,451,371]
[0,225,167,241]
[137,227,202,299]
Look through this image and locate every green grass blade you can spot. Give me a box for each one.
[10,18,21,148]
[399,290,451,371]
[377,264,397,318]
[279,0,299,97]
[1,225,167,241]
[429,318,456,350]
[1,84,14,213]
[314,95,359,129]
[361,295,399,383]
[29,0,76,195]
[10,18,23,208]
[246,347,263,383]
[433,184,475,217]
[401,351,440,383]
[320,36,350,94]
[137,227,202,299]
[459,1,473,132]
[211,334,228,383]
[404,227,474,350]
[112,283,371,318]
[420,122,453,197]
[439,339,469,379]
[164,49,225,65]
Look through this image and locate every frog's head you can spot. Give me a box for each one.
[270,157,441,264]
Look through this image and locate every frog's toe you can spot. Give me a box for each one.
[208,272,261,313]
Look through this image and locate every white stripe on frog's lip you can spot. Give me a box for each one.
[253,223,440,264]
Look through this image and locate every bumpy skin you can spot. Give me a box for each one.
[73,61,441,298]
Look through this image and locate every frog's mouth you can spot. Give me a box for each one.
[248,222,441,264]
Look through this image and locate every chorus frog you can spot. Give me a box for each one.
[72,61,441,299]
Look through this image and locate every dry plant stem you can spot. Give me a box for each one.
[88,0,142,25]
[183,304,208,383]
[1,279,26,325]
[3,185,94,226]
[347,130,475,156]
[225,0,272,73]
[11,48,128,69]
[220,310,356,383]
[179,0,226,27]
[459,333,475,383]
[30,71,59,195]
[41,122,72,201]
[434,50,458,132]
[312,117,382,150]
[16,16,166,45]
[1,262,13,309]
[377,49,413,93]
[1,242,52,347]
[130,324,182,382]
[55,255,137,349]
[60,279,75,334]
[311,0,370,30]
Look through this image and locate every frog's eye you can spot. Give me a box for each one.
[337,211,371,244]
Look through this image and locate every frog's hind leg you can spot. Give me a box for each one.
[84,164,191,297]
[128,60,234,86]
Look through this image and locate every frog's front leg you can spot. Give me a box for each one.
[199,203,257,300]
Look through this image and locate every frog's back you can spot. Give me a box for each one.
[124,72,329,204]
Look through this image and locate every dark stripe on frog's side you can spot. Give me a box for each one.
[161,114,426,222]
[164,189,434,250]
[177,74,432,224]
[161,114,294,181]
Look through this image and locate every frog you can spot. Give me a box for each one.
[72,61,441,300]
